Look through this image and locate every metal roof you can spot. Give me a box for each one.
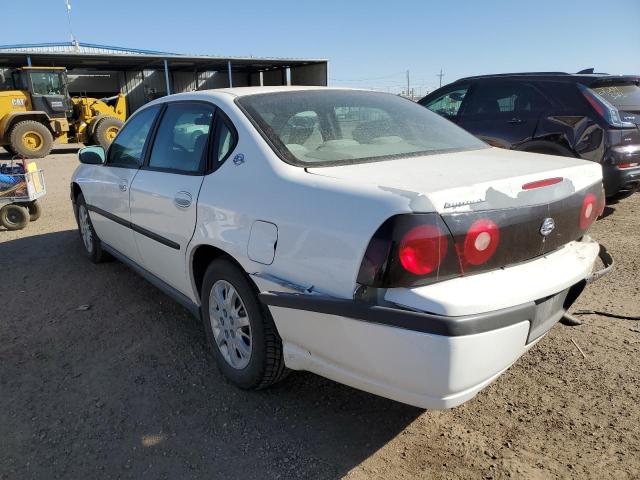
[0,42,175,56]
[0,42,327,71]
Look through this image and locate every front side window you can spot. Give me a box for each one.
[107,105,160,168]
[238,90,487,166]
[29,72,66,95]
[465,83,550,116]
[421,87,468,118]
[148,103,214,173]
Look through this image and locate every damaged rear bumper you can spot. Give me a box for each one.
[256,240,612,409]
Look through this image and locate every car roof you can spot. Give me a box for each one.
[454,72,640,85]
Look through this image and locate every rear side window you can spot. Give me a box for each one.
[421,87,469,118]
[213,116,237,163]
[107,105,160,168]
[465,83,550,115]
[591,83,640,110]
[148,103,214,174]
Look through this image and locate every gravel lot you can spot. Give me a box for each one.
[1,148,639,480]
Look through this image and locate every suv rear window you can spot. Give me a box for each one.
[237,90,487,166]
[591,83,640,110]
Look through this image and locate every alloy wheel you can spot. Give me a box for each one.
[209,279,252,369]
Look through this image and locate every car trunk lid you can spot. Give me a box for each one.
[305,146,602,213]
[307,147,603,279]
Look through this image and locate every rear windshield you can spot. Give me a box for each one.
[237,90,487,166]
[591,83,640,110]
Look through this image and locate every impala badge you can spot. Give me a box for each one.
[540,217,555,236]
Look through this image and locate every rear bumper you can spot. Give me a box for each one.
[257,240,611,409]
[602,145,640,197]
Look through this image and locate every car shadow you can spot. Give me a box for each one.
[599,205,616,220]
[0,230,421,479]
[1,145,82,161]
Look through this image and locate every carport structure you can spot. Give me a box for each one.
[0,42,328,113]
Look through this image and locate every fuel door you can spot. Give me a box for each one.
[248,221,278,265]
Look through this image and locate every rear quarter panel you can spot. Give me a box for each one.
[188,96,414,302]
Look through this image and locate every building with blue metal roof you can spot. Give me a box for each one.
[0,42,328,112]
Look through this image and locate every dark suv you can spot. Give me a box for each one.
[419,72,640,200]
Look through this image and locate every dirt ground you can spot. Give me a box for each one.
[1,147,638,480]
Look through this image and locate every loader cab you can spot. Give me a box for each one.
[11,67,72,118]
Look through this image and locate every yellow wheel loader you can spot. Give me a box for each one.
[0,67,126,158]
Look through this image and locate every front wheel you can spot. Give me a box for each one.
[75,193,109,263]
[201,259,288,389]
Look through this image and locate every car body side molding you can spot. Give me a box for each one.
[87,204,180,250]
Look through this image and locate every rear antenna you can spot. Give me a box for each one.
[64,0,79,50]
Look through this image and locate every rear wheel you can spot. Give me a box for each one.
[201,258,288,389]
[27,200,42,221]
[0,204,30,230]
[9,120,54,159]
[93,117,123,150]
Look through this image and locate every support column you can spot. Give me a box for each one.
[227,61,233,88]
[259,71,264,86]
[26,55,32,67]
[163,59,171,95]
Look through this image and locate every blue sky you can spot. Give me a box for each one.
[2,0,639,95]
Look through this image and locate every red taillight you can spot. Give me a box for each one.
[522,177,563,190]
[617,162,638,169]
[460,219,500,266]
[398,224,448,275]
[581,89,606,116]
[580,193,597,229]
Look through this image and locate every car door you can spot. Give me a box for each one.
[84,105,161,264]
[419,84,470,124]
[129,101,217,293]
[457,81,550,148]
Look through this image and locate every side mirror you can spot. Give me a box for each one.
[78,146,105,165]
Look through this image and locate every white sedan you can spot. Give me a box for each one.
[70,86,609,409]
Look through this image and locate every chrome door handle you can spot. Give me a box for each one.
[174,191,193,208]
[118,179,128,192]
[508,117,524,124]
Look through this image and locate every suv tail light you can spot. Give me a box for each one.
[618,162,639,169]
[579,84,635,129]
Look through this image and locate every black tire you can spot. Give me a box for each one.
[93,117,123,150]
[27,200,42,221]
[75,193,109,263]
[201,258,288,389]
[0,204,30,230]
[9,120,54,159]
